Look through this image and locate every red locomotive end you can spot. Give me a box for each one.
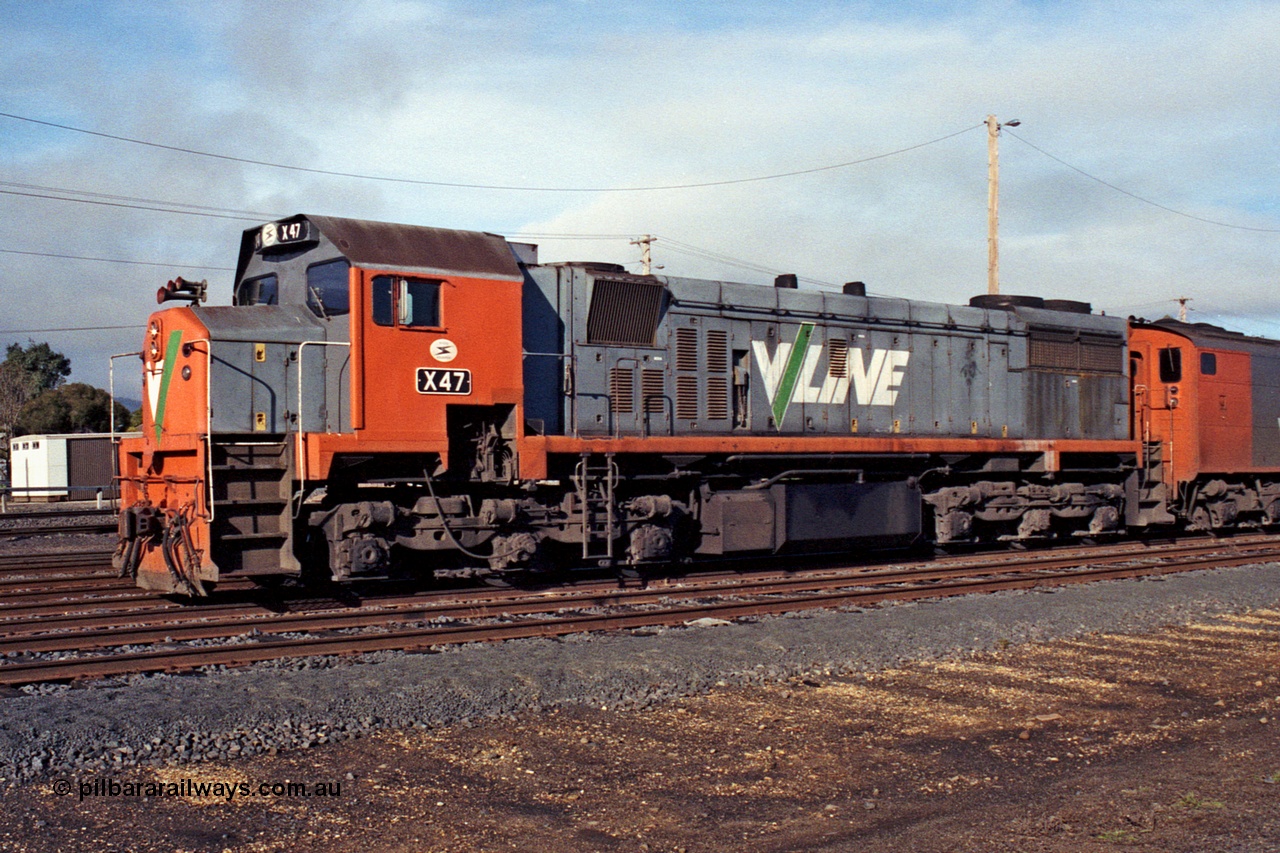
[116,216,525,593]
[1129,320,1280,529]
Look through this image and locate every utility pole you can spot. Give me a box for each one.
[631,235,656,275]
[1176,296,1191,323]
[987,115,1020,295]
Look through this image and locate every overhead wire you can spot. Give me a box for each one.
[1185,308,1280,336]
[0,247,233,271]
[1005,130,1280,234]
[0,110,983,192]
[506,232,637,240]
[0,324,142,334]
[0,186,274,222]
[0,181,282,220]
[5,108,1272,304]
[655,238,837,289]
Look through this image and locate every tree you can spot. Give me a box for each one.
[0,341,71,442]
[0,363,26,442]
[4,341,70,397]
[14,383,129,436]
[14,389,71,436]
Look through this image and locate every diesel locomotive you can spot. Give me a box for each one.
[114,214,1280,594]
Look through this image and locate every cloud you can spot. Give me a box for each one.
[1,0,1278,397]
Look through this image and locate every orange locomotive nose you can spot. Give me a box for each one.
[116,214,526,593]
[116,307,216,594]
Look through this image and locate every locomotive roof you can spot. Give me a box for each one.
[1136,317,1280,353]
[236,215,524,284]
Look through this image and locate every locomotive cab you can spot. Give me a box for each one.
[1128,319,1280,530]
[116,215,526,593]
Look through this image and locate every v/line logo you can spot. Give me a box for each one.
[752,322,910,427]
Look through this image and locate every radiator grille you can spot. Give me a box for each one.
[706,377,729,420]
[706,330,728,373]
[675,327,698,372]
[1029,336,1077,370]
[609,367,634,414]
[586,277,666,345]
[1080,336,1124,373]
[641,369,665,414]
[1028,329,1123,375]
[827,337,848,378]
[676,375,699,420]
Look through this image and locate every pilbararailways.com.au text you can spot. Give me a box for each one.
[56,777,343,801]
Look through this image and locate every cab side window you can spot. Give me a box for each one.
[1158,347,1182,383]
[372,277,394,326]
[306,259,351,317]
[236,274,278,306]
[371,276,442,328]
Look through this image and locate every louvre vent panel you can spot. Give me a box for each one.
[641,369,665,413]
[706,330,729,373]
[1029,336,1077,370]
[1029,328,1124,374]
[706,377,729,420]
[586,278,666,346]
[609,367,634,414]
[1080,336,1124,373]
[675,375,699,420]
[827,338,848,378]
[675,328,698,372]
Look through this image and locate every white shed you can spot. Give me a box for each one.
[9,433,141,501]
[10,435,66,500]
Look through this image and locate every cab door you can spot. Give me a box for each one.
[356,270,452,445]
[1128,327,1196,491]
[352,268,525,468]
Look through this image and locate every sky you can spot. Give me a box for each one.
[1,0,1278,400]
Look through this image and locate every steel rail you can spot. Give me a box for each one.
[0,550,115,573]
[7,539,1280,651]
[0,522,116,539]
[1,541,1277,686]
[2,534,1270,634]
[0,532,1264,622]
[0,572,128,591]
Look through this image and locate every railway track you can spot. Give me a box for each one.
[2,534,1279,687]
[0,522,117,539]
[0,549,113,572]
[0,508,117,537]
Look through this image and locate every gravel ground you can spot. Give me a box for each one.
[3,561,1280,787]
[0,502,116,557]
[0,502,115,527]
[0,533,114,558]
[0,501,113,515]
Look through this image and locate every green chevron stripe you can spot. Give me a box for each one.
[153,330,183,444]
[771,322,814,426]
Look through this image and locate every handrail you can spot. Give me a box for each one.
[108,350,143,511]
[523,350,577,437]
[295,340,351,514]
[183,338,215,523]
[610,356,642,438]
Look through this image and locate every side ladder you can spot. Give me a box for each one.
[574,453,618,562]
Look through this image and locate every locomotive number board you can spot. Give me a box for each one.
[416,367,472,395]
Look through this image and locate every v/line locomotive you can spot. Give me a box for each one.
[114,214,1280,595]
